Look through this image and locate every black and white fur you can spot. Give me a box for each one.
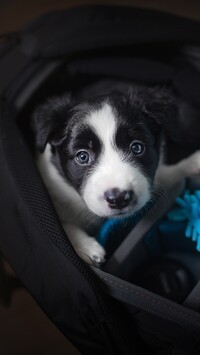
[32,81,200,265]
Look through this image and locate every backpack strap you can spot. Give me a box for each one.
[92,267,200,351]
[183,281,200,311]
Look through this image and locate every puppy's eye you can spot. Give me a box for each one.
[76,151,90,165]
[131,141,145,155]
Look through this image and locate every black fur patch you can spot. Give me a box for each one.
[115,123,159,179]
[108,91,164,179]
[56,125,102,190]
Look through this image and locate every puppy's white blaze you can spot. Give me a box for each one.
[83,102,151,217]
[87,101,116,148]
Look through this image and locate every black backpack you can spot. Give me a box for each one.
[1,6,200,354]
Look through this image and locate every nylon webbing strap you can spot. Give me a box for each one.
[92,267,200,335]
[104,181,183,277]
[183,281,200,312]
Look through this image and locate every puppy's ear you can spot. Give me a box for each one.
[141,87,179,141]
[32,94,73,153]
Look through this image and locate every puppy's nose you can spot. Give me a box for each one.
[104,188,134,209]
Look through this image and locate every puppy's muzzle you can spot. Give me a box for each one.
[104,188,134,209]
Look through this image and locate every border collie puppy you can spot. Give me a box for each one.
[32,81,198,265]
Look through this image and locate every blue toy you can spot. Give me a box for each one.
[96,212,141,256]
[168,190,200,251]
[96,199,155,253]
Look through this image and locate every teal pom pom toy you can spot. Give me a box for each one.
[168,190,200,251]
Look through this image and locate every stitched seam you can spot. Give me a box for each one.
[101,275,200,326]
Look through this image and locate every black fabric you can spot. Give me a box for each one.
[93,268,200,348]
[172,349,198,355]
[67,57,175,84]
[0,46,29,96]
[20,6,200,59]
[67,56,200,110]
[174,65,200,107]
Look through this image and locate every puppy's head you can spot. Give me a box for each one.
[32,87,177,218]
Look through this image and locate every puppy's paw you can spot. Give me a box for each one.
[64,224,106,266]
[76,238,106,266]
